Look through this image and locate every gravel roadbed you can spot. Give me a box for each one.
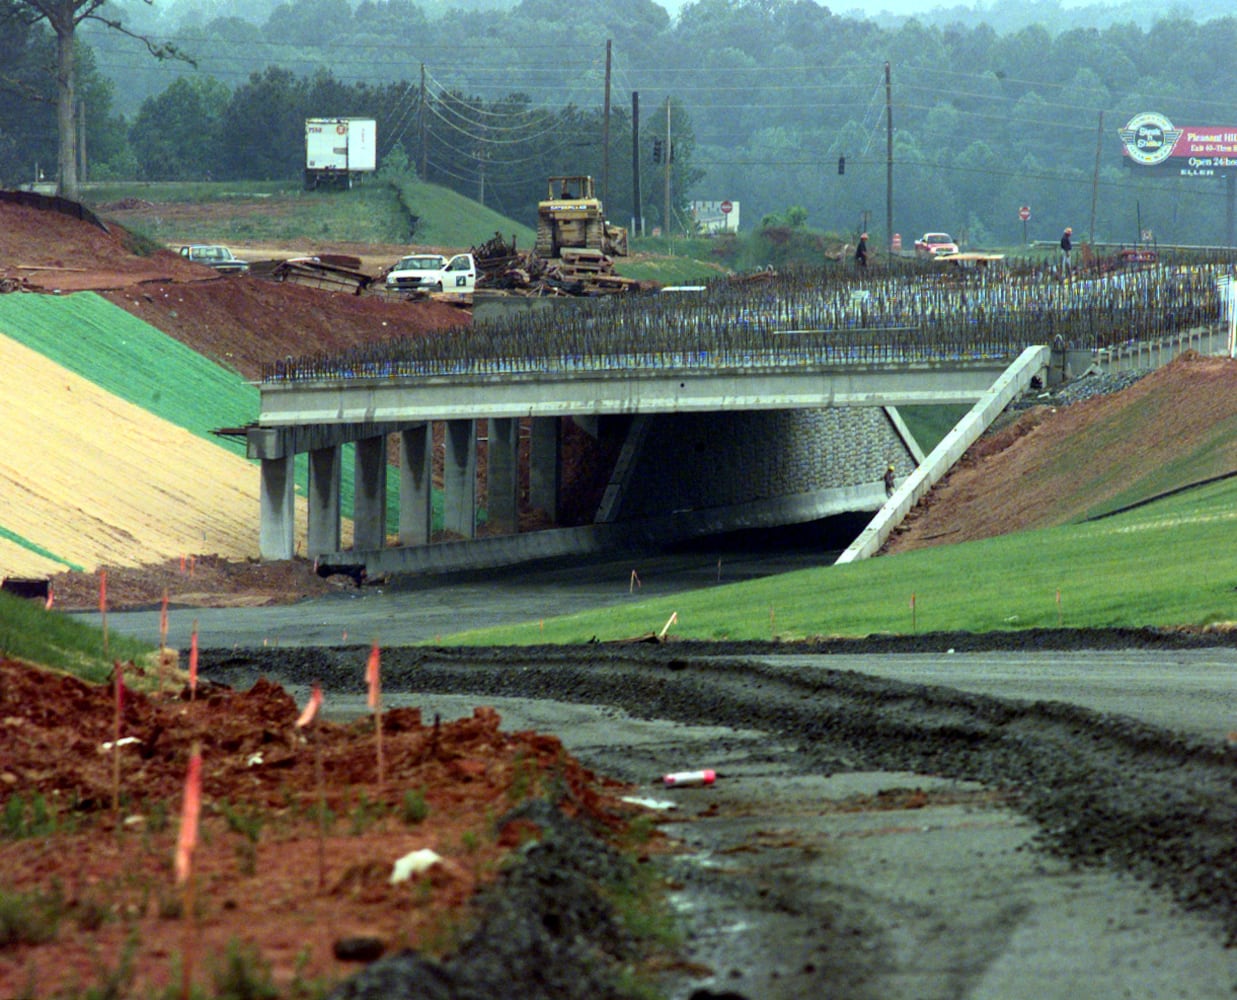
[199,631,1237,998]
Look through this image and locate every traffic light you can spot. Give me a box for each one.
[838,155,845,175]
[652,138,663,163]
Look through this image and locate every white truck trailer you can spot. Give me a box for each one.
[304,118,376,190]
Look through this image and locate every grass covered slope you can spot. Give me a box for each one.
[86,179,538,251]
[438,473,1237,644]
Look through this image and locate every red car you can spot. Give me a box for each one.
[914,232,959,257]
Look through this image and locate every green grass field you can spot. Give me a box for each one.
[83,178,540,250]
[0,591,150,683]
[432,474,1237,645]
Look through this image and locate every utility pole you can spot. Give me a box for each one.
[602,40,611,207]
[664,98,672,237]
[631,91,642,237]
[419,64,427,180]
[1090,110,1103,250]
[77,99,87,184]
[885,61,893,257]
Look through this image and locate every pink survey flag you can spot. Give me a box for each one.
[189,621,200,695]
[366,643,381,710]
[296,684,324,728]
[175,747,202,885]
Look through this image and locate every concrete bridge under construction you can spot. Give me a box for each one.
[247,264,1229,576]
[249,340,1053,576]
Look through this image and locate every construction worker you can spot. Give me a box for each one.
[884,464,896,497]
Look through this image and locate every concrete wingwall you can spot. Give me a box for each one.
[836,345,1051,564]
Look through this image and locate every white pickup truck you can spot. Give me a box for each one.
[384,252,476,295]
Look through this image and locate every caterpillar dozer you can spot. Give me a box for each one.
[535,176,628,259]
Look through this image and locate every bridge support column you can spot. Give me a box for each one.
[444,419,477,538]
[353,435,388,551]
[487,417,519,535]
[258,455,296,561]
[306,445,342,557]
[529,416,560,523]
[398,423,432,545]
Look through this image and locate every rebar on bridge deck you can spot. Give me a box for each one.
[261,255,1234,383]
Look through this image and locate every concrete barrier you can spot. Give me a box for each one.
[835,345,1051,564]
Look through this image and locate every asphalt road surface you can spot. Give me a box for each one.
[88,554,1237,999]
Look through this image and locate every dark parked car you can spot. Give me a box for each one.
[179,244,250,274]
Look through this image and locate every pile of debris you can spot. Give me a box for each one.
[472,232,645,297]
[251,253,373,295]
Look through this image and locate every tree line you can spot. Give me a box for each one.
[6,0,1237,246]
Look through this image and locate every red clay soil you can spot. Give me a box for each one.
[0,198,471,382]
[0,200,206,291]
[0,657,640,998]
[99,280,471,382]
[46,555,342,612]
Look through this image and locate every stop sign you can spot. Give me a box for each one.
[720,200,733,214]
[1019,205,1031,221]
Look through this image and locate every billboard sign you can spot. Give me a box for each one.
[1119,112,1237,177]
[690,200,740,234]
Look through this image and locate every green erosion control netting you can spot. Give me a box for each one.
[0,292,254,454]
[0,292,399,536]
[0,527,82,573]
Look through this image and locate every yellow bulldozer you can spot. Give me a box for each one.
[535,176,629,259]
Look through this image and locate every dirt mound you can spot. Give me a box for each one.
[46,554,345,610]
[0,657,638,997]
[885,353,1237,553]
[0,198,207,291]
[101,278,470,381]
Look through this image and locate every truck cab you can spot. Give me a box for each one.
[179,244,249,274]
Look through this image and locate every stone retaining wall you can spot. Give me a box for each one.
[614,408,910,519]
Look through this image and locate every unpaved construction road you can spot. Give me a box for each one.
[87,558,1237,1000]
[191,640,1237,1000]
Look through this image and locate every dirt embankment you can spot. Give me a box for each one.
[0,196,473,583]
[0,656,643,998]
[885,352,1237,553]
